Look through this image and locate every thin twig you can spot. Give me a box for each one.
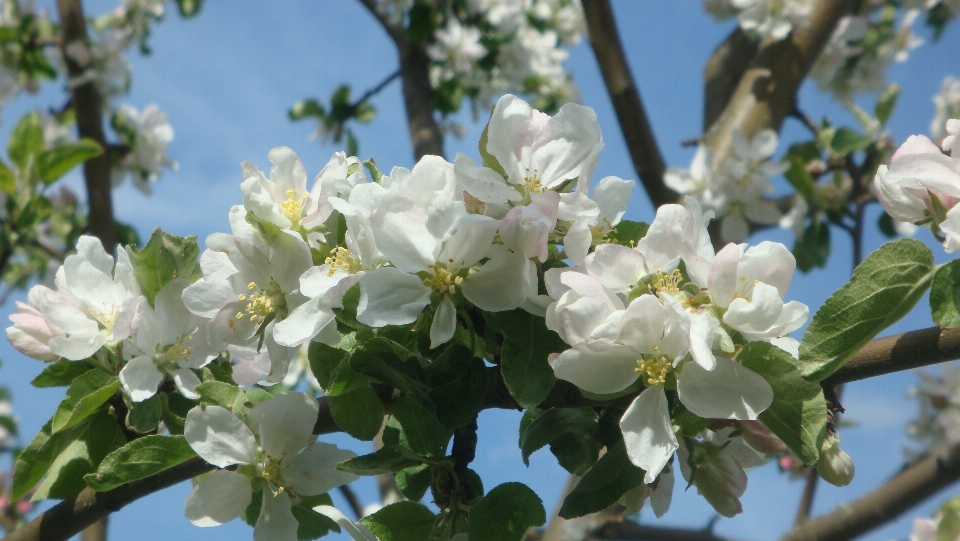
[338,485,365,521]
[790,105,820,137]
[350,69,400,114]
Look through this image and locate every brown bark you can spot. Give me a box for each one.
[57,0,116,251]
[703,28,759,133]
[582,0,675,210]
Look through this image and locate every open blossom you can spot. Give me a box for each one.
[730,0,812,40]
[428,18,487,85]
[242,147,332,232]
[111,104,177,193]
[184,392,358,541]
[874,129,960,252]
[182,208,312,383]
[7,236,140,361]
[120,279,219,402]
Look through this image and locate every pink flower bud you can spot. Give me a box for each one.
[740,420,788,455]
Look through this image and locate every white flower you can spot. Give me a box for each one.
[427,18,487,85]
[713,130,786,242]
[241,147,332,231]
[120,279,219,402]
[677,439,747,518]
[63,28,131,100]
[730,0,812,40]
[184,392,359,541]
[932,77,960,147]
[908,517,940,541]
[944,119,960,156]
[111,104,177,193]
[182,216,312,383]
[313,506,380,541]
[558,171,635,265]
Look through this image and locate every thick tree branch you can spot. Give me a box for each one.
[703,28,759,133]
[57,0,116,251]
[357,0,444,161]
[590,519,737,541]
[703,0,854,162]
[582,0,676,210]
[783,443,960,541]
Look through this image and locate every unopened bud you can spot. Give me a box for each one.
[740,420,788,455]
[817,439,855,487]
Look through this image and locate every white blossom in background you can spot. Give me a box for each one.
[119,279,219,402]
[62,28,131,100]
[184,392,359,541]
[39,113,77,149]
[96,0,166,50]
[907,364,960,455]
[730,0,812,40]
[111,104,177,193]
[427,18,487,86]
[933,76,960,147]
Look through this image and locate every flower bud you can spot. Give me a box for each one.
[740,420,788,455]
[817,439,855,487]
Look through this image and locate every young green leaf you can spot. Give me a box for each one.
[737,342,827,464]
[931,260,960,328]
[36,139,103,184]
[33,412,126,500]
[336,445,426,476]
[468,483,546,541]
[8,111,43,169]
[125,393,163,433]
[127,228,202,305]
[799,239,935,381]
[31,361,93,388]
[328,385,385,441]
[426,346,487,430]
[360,501,436,541]
[518,408,599,466]
[390,398,452,456]
[51,371,120,434]
[84,435,197,491]
[558,440,645,519]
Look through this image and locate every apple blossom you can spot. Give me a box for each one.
[184,392,358,541]
[110,103,177,193]
[241,147,332,232]
[932,76,960,147]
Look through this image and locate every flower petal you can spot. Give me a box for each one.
[620,387,678,484]
[184,470,252,527]
[430,296,458,349]
[553,343,639,394]
[184,405,257,467]
[248,392,319,459]
[284,442,359,496]
[357,268,431,327]
[254,490,298,541]
[677,355,773,420]
[119,356,164,403]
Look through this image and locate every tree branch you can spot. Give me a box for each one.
[703,0,854,162]
[783,443,960,541]
[703,28,759,133]
[57,0,116,252]
[590,519,738,541]
[582,0,676,210]
[356,0,444,161]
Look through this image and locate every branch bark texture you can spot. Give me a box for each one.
[582,0,675,210]
[703,0,853,162]
[57,0,116,251]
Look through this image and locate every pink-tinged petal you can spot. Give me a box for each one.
[248,392,318,459]
[184,470,252,527]
[553,343,639,394]
[677,355,773,420]
[254,490,298,541]
[620,387,678,483]
[891,134,942,160]
[284,442,359,496]
[184,406,257,467]
[943,204,960,253]
[563,220,592,266]
[723,282,784,336]
[740,420,788,454]
[693,447,746,517]
[560,271,624,311]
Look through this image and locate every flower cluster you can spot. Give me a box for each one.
[874,118,960,252]
[810,6,923,99]
[703,0,813,41]
[414,0,584,114]
[666,129,787,243]
[110,103,178,193]
[543,193,806,515]
[907,364,960,456]
[933,76,960,148]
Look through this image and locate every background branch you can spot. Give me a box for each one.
[590,519,737,541]
[703,28,759,133]
[582,0,675,210]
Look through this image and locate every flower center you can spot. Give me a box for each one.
[636,346,672,386]
[423,265,464,295]
[523,168,547,195]
[280,189,308,223]
[647,269,683,295]
[733,276,760,301]
[324,247,363,277]
[260,455,290,497]
[155,334,193,370]
[236,282,282,324]
[88,305,120,328]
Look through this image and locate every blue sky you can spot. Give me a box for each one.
[1,1,960,540]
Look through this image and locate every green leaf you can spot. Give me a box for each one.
[336,445,425,476]
[784,159,818,203]
[175,0,204,17]
[390,398,452,456]
[289,98,325,121]
[51,370,119,434]
[830,127,872,156]
[737,342,827,464]
[13,420,73,500]
[8,111,43,169]
[16,195,52,229]
[83,435,196,491]
[31,361,93,388]
[363,158,383,183]
[308,341,371,396]
[799,239,935,381]
[519,408,598,466]
[328,385,385,441]
[291,501,340,541]
[395,464,432,501]
[878,212,898,238]
[931,261,960,328]
[125,393,163,433]
[159,392,194,435]
[0,161,14,194]
[559,440,645,519]
[426,347,487,430]
[350,345,431,407]
[33,411,126,500]
[793,219,830,273]
[874,83,900,126]
[549,433,603,477]
[36,138,102,184]
[361,501,436,541]
[468,483,545,541]
[127,228,202,305]
[486,310,563,409]
[606,220,649,246]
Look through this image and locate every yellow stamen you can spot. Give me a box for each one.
[635,353,672,386]
[280,189,308,223]
[324,247,363,277]
[523,168,546,195]
[424,265,463,295]
[647,269,683,295]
